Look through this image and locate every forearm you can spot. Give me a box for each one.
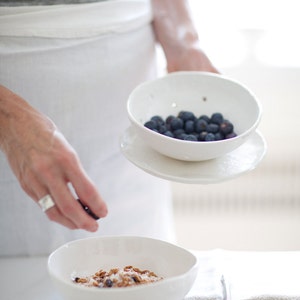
[151,0,218,73]
[0,85,26,153]
[0,85,55,154]
[151,0,199,58]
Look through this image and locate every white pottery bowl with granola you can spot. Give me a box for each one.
[48,236,198,300]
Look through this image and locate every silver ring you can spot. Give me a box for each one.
[38,194,55,212]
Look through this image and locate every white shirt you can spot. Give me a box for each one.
[0,0,106,6]
[0,0,175,256]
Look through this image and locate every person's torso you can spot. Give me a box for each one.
[0,0,107,6]
[0,0,175,256]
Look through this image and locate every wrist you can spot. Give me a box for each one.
[0,85,14,150]
[0,85,56,154]
[151,0,200,60]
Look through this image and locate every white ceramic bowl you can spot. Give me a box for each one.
[127,71,262,161]
[48,236,198,300]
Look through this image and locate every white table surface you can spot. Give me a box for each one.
[1,250,300,300]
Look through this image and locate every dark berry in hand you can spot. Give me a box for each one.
[77,199,100,220]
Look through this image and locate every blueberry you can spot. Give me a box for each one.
[226,132,237,139]
[166,115,176,125]
[210,112,224,125]
[163,131,174,138]
[158,124,168,134]
[144,111,237,143]
[205,133,216,141]
[199,115,210,123]
[170,117,184,130]
[184,120,195,134]
[151,115,165,126]
[198,131,208,141]
[178,111,196,122]
[214,132,224,140]
[220,120,234,135]
[183,134,198,141]
[194,119,207,133]
[207,123,219,133]
[190,132,200,140]
[144,120,158,130]
[105,279,113,288]
[177,133,188,140]
[173,129,185,138]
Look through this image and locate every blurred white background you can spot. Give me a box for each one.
[171,0,300,251]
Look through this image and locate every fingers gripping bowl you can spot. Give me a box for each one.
[127,71,262,161]
[48,236,198,300]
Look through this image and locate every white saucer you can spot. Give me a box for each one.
[120,127,267,184]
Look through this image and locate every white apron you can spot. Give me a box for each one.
[0,0,175,256]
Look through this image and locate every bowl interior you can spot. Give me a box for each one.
[48,236,197,286]
[128,71,261,136]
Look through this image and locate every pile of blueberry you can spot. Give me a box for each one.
[144,111,237,142]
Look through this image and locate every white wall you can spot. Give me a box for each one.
[172,0,300,251]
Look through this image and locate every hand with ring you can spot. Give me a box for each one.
[0,86,108,232]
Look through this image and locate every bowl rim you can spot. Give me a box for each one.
[127,71,262,145]
[47,235,199,293]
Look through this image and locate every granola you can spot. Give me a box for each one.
[73,265,163,288]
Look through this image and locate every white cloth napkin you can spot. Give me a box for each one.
[184,250,300,300]
[184,250,226,300]
[246,297,300,300]
[221,251,300,300]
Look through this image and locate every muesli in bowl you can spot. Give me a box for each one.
[48,236,198,300]
[73,265,163,288]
